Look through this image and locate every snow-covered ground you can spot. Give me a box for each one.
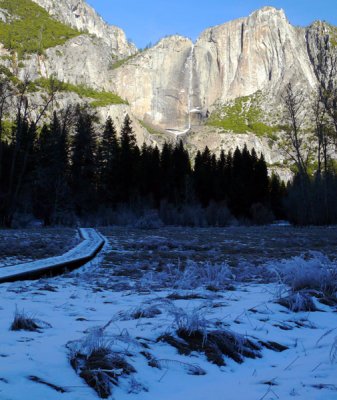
[0,227,337,400]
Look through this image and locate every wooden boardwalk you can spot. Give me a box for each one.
[0,228,105,283]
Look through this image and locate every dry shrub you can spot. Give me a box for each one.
[250,203,275,225]
[10,309,41,332]
[270,253,337,301]
[277,292,318,312]
[159,328,261,366]
[74,349,135,398]
[258,340,288,352]
[68,328,136,399]
[141,260,233,291]
[131,306,161,320]
[133,210,163,229]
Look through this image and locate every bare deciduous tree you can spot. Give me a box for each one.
[282,82,311,176]
[312,91,332,174]
[0,77,14,181]
[0,74,59,226]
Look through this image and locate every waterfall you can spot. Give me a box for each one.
[165,43,195,137]
[187,43,195,130]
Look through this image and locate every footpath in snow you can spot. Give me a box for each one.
[0,228,105,283]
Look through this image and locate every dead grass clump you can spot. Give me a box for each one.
[159,328,261,366]
[158,334,191,355]
[167,292,206,300]
[131,306,161,320]
[70,347,135,398]
[259,340,288,352]
[68,326,137,399]
[38,284,58,292]
[206,283,236,292]
[277,292,318,312]
[10,309,41,332]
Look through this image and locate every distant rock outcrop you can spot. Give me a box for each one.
[32,0,137,58]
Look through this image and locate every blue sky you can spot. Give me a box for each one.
[87,0,337,48]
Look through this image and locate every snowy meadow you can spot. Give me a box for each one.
[0,226,337,400]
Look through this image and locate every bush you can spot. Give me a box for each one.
[269,252,337,300]
[205,201,235,226]
[141,259,233,290]
[250,203,275,225]
[11,212,39,228]
[159,202,206,227]
[178,260,233,290]
[35,78,128,107]
[133,210,163,229]
[159,201,235,227]
[206,93,279,138]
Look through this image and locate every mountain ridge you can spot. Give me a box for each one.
[0,0,336,180]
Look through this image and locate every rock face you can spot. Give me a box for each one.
[32,0,137,58]
[111,36,194,132]
[195,7,316,106]
[21,35,117,90]
[306,21,337,88]
[10,1,138,91]
[110,7,323,131]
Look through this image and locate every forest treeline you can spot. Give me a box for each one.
[0,56,337,228]
[0,105,289,228]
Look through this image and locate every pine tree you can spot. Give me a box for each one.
[253,153,269,205]
[71,107,98,215]
[172,140,191,203]
[230,147,245,216]
[193,146,213,206]
[97,116,119,206]
[0,114,36,227]
[118,114,139,203]
[138,144,161,206]
[160,142,174,201]
[33,112,71,225]
[270,173,286,219]
[214,150,227,202]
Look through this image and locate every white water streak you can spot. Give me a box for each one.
[188,44,195,130]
